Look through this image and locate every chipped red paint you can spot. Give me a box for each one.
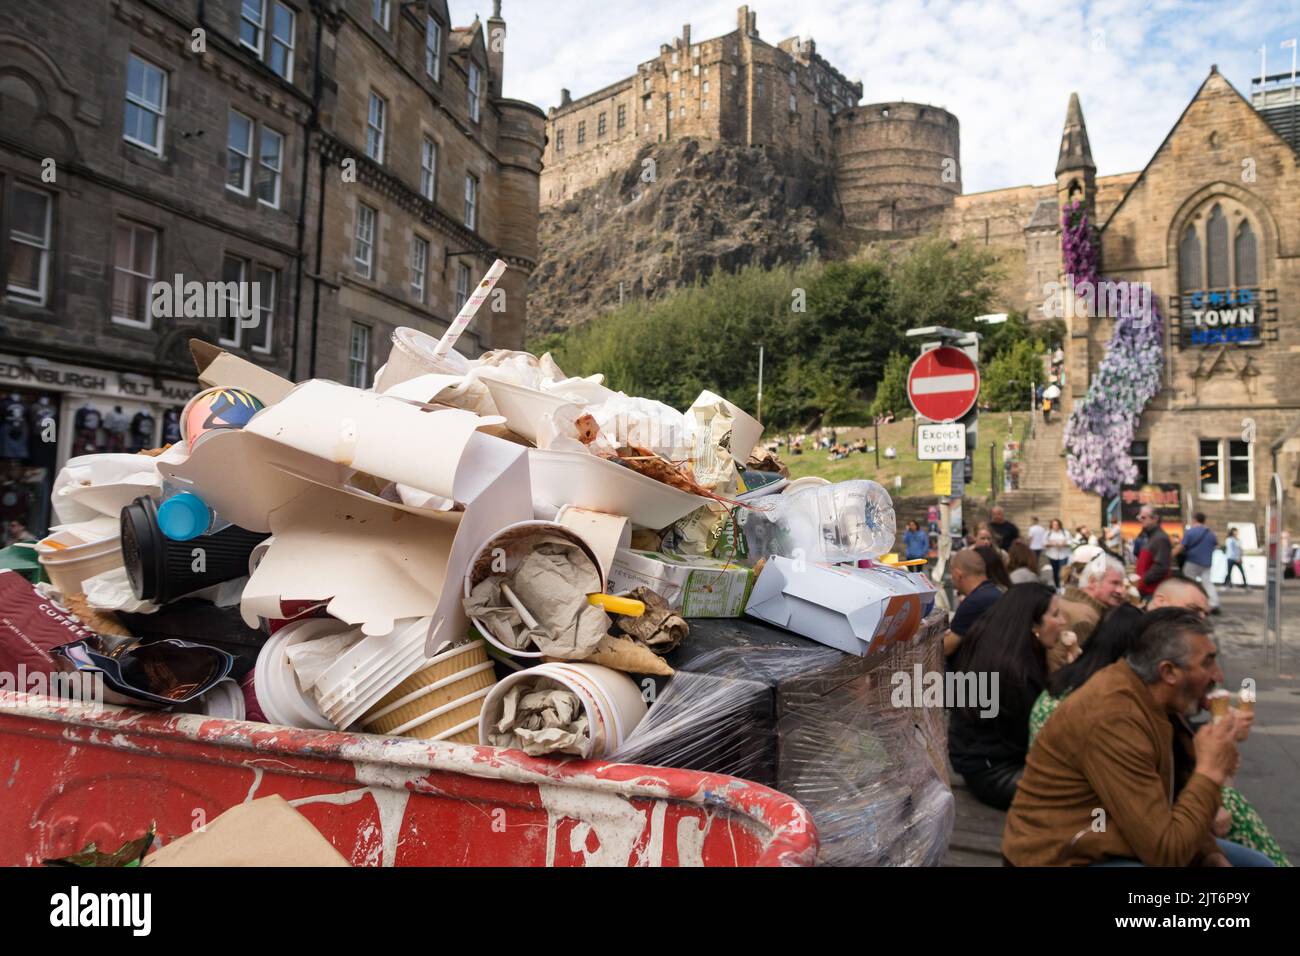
[0,693,818,867]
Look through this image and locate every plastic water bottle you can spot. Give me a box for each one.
[738,480,896,564]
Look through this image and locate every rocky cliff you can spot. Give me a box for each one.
[528,138,844,336]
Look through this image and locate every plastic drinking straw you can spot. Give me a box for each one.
[500,582,540,630]
[432,258,508,359]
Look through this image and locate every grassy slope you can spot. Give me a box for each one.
[777,413,1030,499]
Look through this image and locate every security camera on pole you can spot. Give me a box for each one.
[906,326,981,575]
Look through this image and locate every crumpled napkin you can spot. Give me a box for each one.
[614,586,688,654]
[463,537,609,658]
[490,683,591,756]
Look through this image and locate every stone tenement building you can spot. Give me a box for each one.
[0,0,543,539]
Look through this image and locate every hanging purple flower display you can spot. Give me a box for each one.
[1060,201,1165,497]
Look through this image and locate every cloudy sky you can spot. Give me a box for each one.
[488,0,1300,193]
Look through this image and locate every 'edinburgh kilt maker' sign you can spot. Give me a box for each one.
[1169,288,1279,348]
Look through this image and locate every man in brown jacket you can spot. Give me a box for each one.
[1048,553,1128,673]
[1003,611,1262,866]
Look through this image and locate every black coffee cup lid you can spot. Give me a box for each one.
[121,496,163,603]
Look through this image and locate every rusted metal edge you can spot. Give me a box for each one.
[1,691,819,866]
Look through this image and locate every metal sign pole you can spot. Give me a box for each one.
[1266,474,1284,673]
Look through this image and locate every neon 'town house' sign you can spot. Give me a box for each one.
[1182,288,1264,346]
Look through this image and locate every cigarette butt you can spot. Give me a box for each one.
[500,582,539,630]
[589,594,646,617]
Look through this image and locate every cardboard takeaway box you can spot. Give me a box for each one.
[158,377,534,653]
[744,558,936,656]
[607,549,755,618]
[190,339,295,405]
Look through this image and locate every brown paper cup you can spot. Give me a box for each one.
[363,642,496,740]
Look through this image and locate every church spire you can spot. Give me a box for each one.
[1056,92,1096,175]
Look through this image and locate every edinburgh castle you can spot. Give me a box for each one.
[530,5,1140,332]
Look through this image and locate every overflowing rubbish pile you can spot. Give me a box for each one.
[0,263,953,866]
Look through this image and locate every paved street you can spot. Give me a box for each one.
[945,580,1300,866]
[1214,580,1300,863]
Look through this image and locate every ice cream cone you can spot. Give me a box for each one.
[1208,690,1231,721]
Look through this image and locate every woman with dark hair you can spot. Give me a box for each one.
[948,583,1064,810]
[1028,603,1144,744]
[1028,606,1291,866]
[1006,541,1040,585]
[975,544,1012,590]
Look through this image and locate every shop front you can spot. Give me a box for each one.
[0,353,194,542]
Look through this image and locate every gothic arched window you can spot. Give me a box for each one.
[1178,198,1262,293]
[1206,204,1229,289]
[1234,220,1257,287]
[1179,226,1201,291]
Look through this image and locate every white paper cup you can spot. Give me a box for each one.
[543,662,647,749]
[478,662,646,759]
[313,617,431,723]
[462,522,605,659]
[37,532,125,596]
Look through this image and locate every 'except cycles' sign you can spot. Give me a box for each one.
[917,423,967,461]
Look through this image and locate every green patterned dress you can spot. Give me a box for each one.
[1028,690,1291,867]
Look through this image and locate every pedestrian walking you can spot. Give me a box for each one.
[1135,505,1173,600]
[1027,515,1046,564]
[1176,512,1220,614]
[987,505,1020,551]
[1225,528,1246,589]
[1043,519,1072,589]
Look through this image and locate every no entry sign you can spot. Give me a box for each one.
[907,347,980,422]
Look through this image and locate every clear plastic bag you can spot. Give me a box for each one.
[611,612,954,866]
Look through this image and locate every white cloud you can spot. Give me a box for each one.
[488,0,1300,192]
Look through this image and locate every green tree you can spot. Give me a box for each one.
[981,339,1043,412]
[877,236,1004,332]
[534,237,1008,432]
[799,260,896,399]
[871,351,911,418]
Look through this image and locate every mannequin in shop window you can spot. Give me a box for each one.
[161,407,182,447]
[129,409,156,453]
[103,405,129,453]
[27,396,57,469]
[2,394,30,461]
[74,403,104,455]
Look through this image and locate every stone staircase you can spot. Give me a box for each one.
[996,416,1065,527]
